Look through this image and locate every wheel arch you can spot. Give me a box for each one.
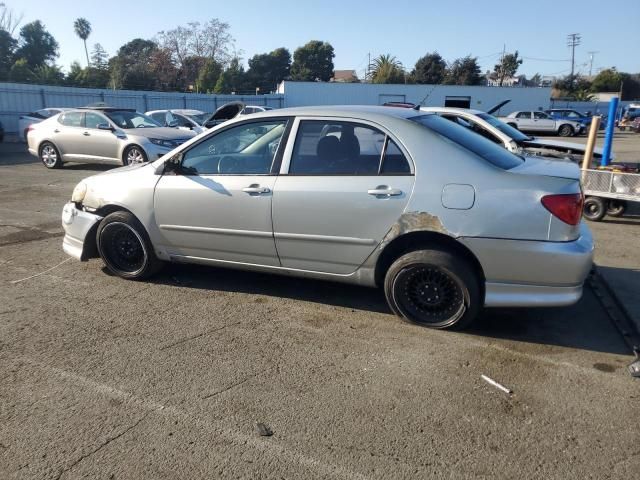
[374,231,486,298]
[82,204,146,260]
[121,143,147,164]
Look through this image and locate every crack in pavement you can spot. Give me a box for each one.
[53,409,155,480]
[159,320,243,351]
[201,372,260,400]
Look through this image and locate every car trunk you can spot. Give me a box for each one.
[203,101,245,129]
[509,155,583,242]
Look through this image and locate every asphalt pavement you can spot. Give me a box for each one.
[1,143,638,479]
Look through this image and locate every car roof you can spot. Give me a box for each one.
[420,106,485,115]
[251,105,426,121]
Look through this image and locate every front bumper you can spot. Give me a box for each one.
[61,202,102,260]
[460,223,595,308]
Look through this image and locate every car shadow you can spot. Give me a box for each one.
[61,164,115,172]
[143,262,631,356]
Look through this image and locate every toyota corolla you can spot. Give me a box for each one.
[60,106,594,330]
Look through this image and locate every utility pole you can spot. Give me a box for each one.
[587,51,598,77]
[567,33,581,89]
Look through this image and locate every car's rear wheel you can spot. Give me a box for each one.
[123,145,147,165]
[583,196,606,221]
[558,124,573,137]
[384,249,481,330]
[606,200,627,217]
[97,211,162,279]
[39,142,62,169]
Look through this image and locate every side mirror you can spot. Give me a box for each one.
[163,153,184,175]
[97,123,113,131]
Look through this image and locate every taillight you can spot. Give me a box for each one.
[541,193,583,225]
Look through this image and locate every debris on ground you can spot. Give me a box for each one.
[255,422,273,437]
[481,374,513,395]
[628,347,640,378]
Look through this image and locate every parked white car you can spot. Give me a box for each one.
[19,108,70,141]
[498,111,582,137]
[146,109,208,134]
[421,107,610,163]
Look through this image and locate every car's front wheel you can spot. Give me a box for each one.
[96,211,162,279]
[558,124,573,137]
[384,249,481,330]
[39,142,62,169]
[123,145,148,165]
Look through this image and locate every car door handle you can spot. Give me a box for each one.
[53,129,60,133]
[242,186,270,194]
[368,187,402,197]
[82,131,90,136]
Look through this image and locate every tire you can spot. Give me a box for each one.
[123,145,148,165]
[96,211,162,280]
[558,124,573,137]
[606,200,627,217]
[583,196,606,222]
[384,249,481,330]
[39,141,62,169]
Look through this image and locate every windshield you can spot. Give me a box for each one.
[185,113,209,125]
[410,115,524,170]
[476,113,531,142]
[104,111,161,129]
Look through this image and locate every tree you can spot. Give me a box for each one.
[444,56,482,85]
[0,29,17,79]
[15,20,59,68]
[368,54,404,84]
[8,57,32,82]
[493,50,523,86]
[91,43,109,70]
[32,64,64,85]
[247,47,291,92]
[148,47,178,91]
[553,74,591,94]
[110,38,158,90]
[73,18,92,67]
[0,2,22,35]
[197,58,222,92]
[412,52,446,84]
[214,57,247,93]
[290,40,334,81]
[591,68,623,92]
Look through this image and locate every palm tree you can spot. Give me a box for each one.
[73,18,92,67]
[368,54,404,84]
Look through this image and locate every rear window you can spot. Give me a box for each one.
[410,115,523,170]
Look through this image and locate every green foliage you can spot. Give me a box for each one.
[493,50,522,86]
[412,52,446,84]
[15,20,59,68]
[368,54,404,84]
[572,89,596,102]
[214,57,247,94]
[8,57,32,82]
[553,74,591,95]
[197,58,223,92]
[444,56,482,85]
[591,68,622,92]
[247,47,291,92]
[0,28,17,79]
[32,64,64,85]
[90,43,109,70]
[109,38,158,90]
[290,40,334,81]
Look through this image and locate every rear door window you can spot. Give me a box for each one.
[289,120,411,175]
[410,114,523,170]
[58,112,84,127]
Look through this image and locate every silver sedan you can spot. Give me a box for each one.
[60,106,594,330]
[27,108,196,168]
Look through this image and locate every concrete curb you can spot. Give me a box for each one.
[589,265,640,351]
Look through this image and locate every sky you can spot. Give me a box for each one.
[11,0,640,78]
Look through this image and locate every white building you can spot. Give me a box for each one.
[277,81,551,114]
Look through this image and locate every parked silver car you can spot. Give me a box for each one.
[145,109,208,135]
[27,107,196,168]
[60,106,593,330]
[498,111,582,137]
[19,107,71,141]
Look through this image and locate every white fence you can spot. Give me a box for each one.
[0,82,284,135]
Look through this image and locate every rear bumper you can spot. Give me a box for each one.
[460,223,594,308]
[61,203,102,260]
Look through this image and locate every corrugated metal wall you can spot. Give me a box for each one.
[0,82,284,134]
[279,82,552,115]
